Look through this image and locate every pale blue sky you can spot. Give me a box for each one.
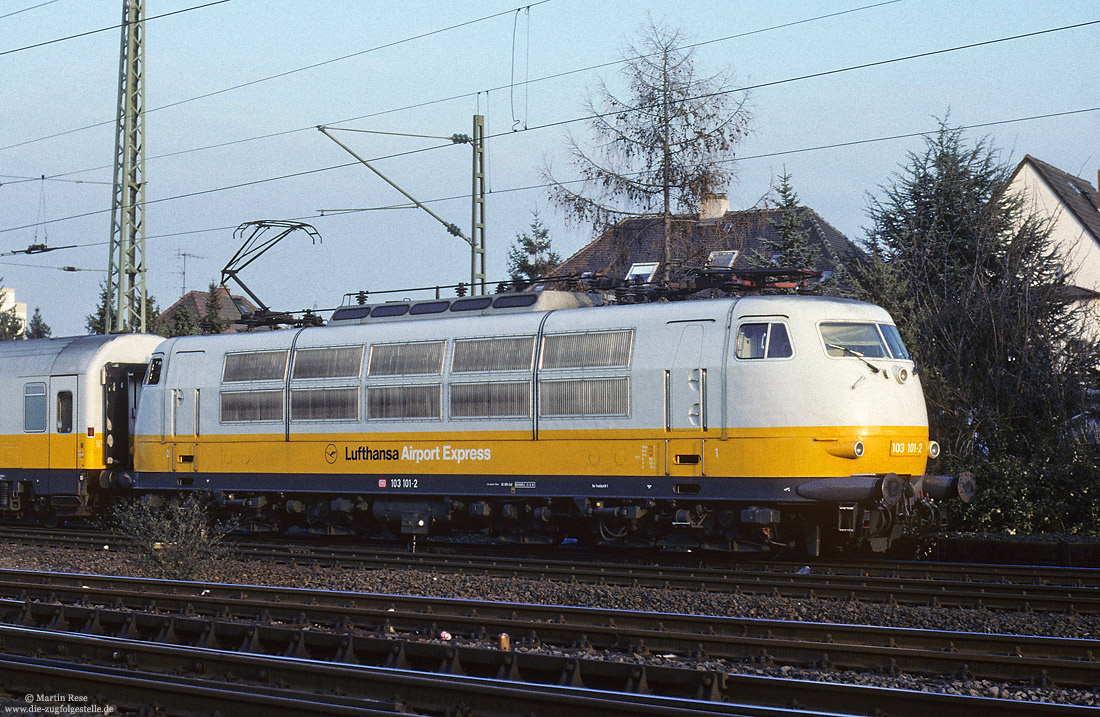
[1,0,1097,335]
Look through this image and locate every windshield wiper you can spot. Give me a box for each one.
[827,344,881,374]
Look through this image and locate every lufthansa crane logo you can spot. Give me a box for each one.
[324,444,338,464]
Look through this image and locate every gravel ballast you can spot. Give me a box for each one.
[2,544,1097,707]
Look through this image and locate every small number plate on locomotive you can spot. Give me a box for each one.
[889,441,924,456]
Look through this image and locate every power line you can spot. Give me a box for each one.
[4,14,1093,229]
[504,18,1100,141]
[4,106,1097,249]
[0,0,230,59]
[0,1,552,153]
[0,1,61,21]
[32,0,909,180]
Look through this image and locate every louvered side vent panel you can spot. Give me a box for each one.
[222,350,289,382]
[220,390,284,422]
[367,384,442,419]
[451,336,535,372]
[291,388,359,421]
[541,330,633,369]
[292,346,364,379]
[451,381,531,418]
[368,342,445,376]
[539,378,629,417]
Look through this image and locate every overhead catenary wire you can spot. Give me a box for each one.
[0,1,62,22]
[0,0,553,154]
[21,0,908,181]
[3,105,1097,253]
[1,10,1096,239]
[0,0,230,59]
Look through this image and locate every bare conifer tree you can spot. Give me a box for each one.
[545,19,750,280]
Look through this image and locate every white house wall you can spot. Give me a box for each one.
[1010,162,1100,339]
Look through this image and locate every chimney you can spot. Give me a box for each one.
[699,193,729,221]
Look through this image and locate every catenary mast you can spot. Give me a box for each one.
[106,0,147,333]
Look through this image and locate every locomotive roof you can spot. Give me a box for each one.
[328,290,604,325]
[157,293,893,358]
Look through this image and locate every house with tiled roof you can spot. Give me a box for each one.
[160,286,258,334]
[549,195,863,292]
[1008,156,1100,334]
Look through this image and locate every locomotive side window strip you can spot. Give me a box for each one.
[539,377,629,417]
[220,390,283,422]
[291,387,359,421]
[23,382,46,433]
[541,330,634,369]
[451,381,531,418]
[222,350,289,382]
[292,346,364,379]
[736,323,793,359]
[368,341,444,376]
[451,336,535,373]
[367,384,442,419]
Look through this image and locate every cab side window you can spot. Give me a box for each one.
[735,322,793,359]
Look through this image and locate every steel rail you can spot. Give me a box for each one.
[0,624,1091,717]
[2,526,1098,610]
[4,525,1099,587]
[3,569,1099,689]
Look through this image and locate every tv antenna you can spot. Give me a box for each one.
[177,250,203,297]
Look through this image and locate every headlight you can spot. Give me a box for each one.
[928,441,940,459]
[891,365,910,384]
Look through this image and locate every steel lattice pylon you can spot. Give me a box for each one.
[106,0,146,334]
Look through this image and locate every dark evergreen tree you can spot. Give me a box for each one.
[0,281,22,340]
[749,173,820,270]
[856,122,1100,533]
[26,307,51,339]
[202,282,226,334]
[87,281,170,336]
[165,305,200,338]
[507,212,561,288]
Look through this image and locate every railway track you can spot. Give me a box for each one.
[2,567,1100,708]
[8,623,1087,717]
[2,525,1097,614]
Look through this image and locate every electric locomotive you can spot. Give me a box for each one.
[0,291,974,554]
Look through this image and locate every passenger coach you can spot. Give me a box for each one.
[0,334,162,523]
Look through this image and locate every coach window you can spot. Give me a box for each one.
[735,322,793,359]
[23,383,47,432]
[56,391,73,434]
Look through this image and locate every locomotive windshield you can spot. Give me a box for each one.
[820,322,910,361]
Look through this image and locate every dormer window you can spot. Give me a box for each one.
[624,262,659,282]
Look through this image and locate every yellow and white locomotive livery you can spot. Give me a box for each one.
[121,291,972,554]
